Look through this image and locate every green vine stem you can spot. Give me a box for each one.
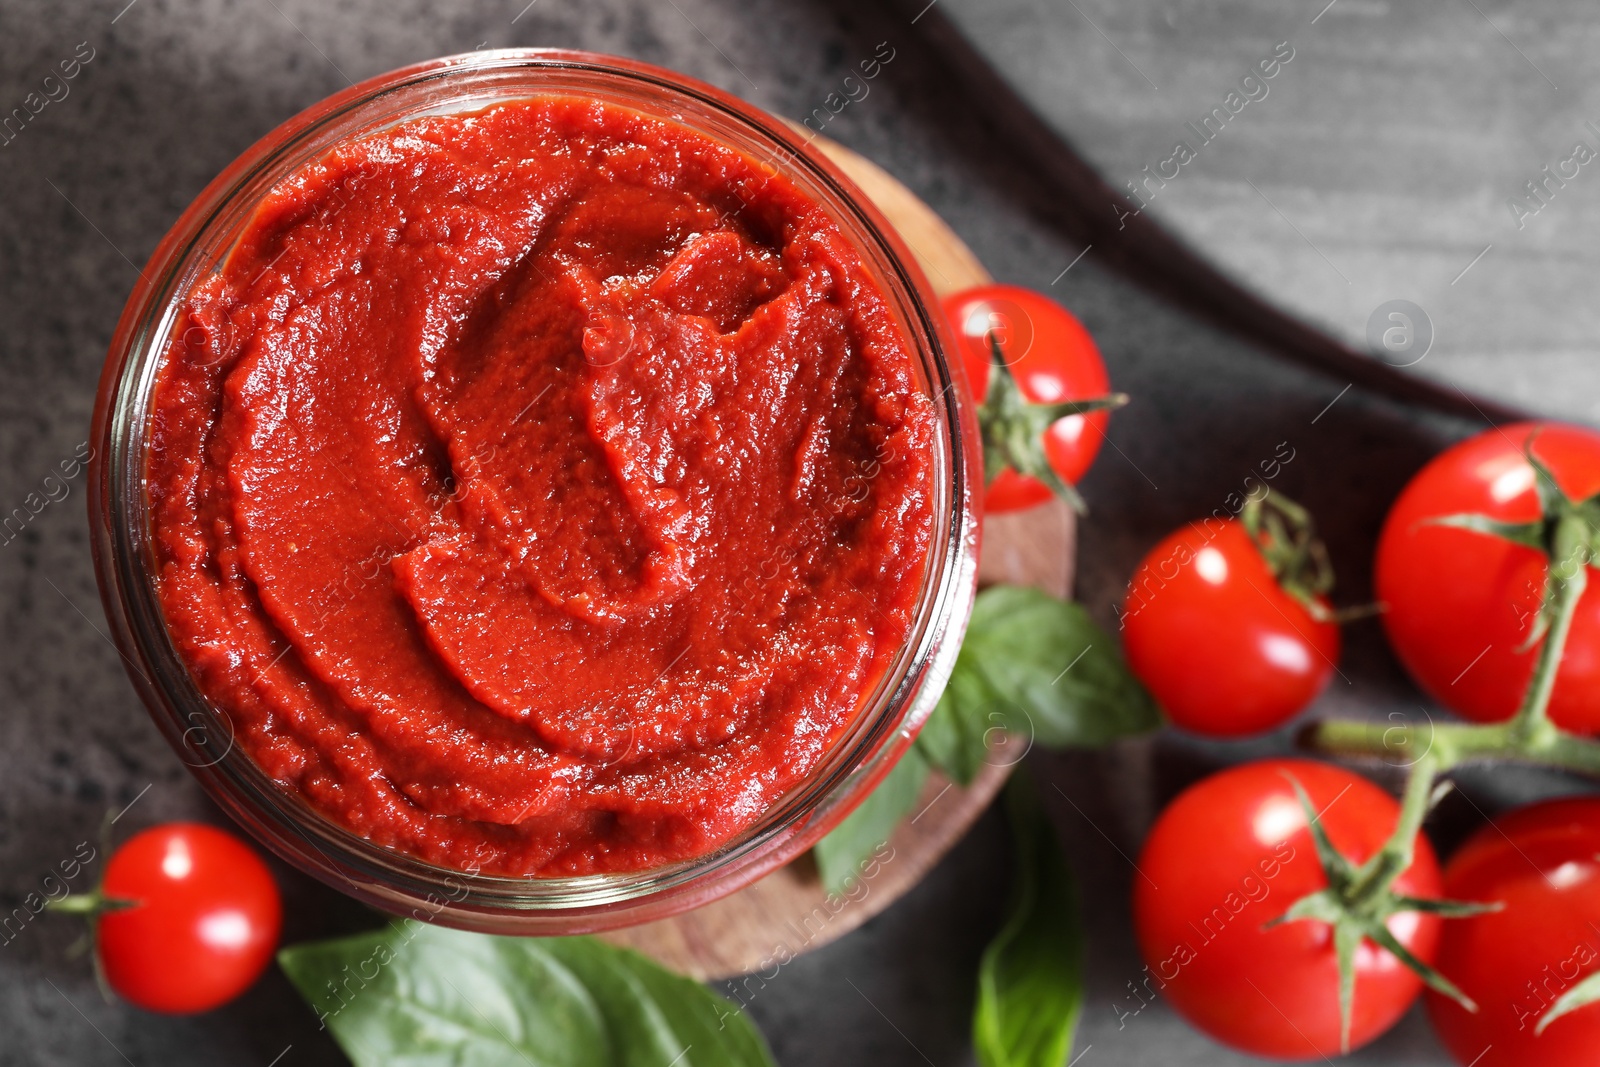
[1311,716,1600,777]
[1511,512,1589,738]
[1345,752,1436,903]
[45,893,122,916]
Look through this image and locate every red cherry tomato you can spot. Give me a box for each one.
[1426,797,1600,1066]
[942,284,1111,513]
[97,823,282,1014]
[1133,759,1442,1060]
[1375,422,1600,732]
[1122,519,1340,736]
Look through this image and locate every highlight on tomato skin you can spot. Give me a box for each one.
[1425,796,1600,1067]
[1132,759,1443,1061]
[96,822,283,1015]
[941,284,1113,513]
[1374,421,1600,734]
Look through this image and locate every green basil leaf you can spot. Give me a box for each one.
[813,586,1154,894]
[813,743,930,894]
[963,586,1161,747]
[915,664,1001,786]
[544,939,773,1067]
[278,922,775,1067]
[975,774,1084,1067]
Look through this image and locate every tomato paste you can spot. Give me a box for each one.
[146,97,935,876]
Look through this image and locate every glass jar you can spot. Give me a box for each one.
[89,49,979,934]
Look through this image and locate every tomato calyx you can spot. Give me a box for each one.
[1239,489,1338,620]
[1269,763,1496,1053]
[1238,489,1379,625]
[47,815,134,920]
[46,891,136,917]
[977,332,1127,514]
[1427,433,1600,659]
[44,816,135,1001]
[1539,970,1600,1035]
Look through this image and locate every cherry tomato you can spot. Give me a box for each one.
[1122,519,1340,736]
[1375,422,1600,732]
[1133,759,1442,1060]
[1426,797,1600,1066]
[942,284,1111,513]
[98,823,282,1014]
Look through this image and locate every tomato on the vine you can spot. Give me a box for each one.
[95,823,282,1014]
[1122,504,1340,737]
[1426,797,1600,1066]
[1133,759,1442,1060]
[942,284,1113,513]
[1375,422,1600,732]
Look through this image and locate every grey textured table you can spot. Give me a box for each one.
[938,0,1600,424]
[0,2,1582,1065]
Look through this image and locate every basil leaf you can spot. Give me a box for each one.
[813,743,930,893]
[544,939,773,1067]
[915,664,1001,786]
[975,775,1084,1067]
[963,586,1161,747]
[813,585,1155,894]
[278,922,775,1067]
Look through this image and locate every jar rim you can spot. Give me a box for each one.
[88,48,978,934]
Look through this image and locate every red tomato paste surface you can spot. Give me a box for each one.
[146,98,936,876]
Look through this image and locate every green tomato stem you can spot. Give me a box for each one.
[1344,754,1437,904]
[1509,513,1590,738]
[45,894,104,915]
[1309,716,1600,777]
[45,891,136,915]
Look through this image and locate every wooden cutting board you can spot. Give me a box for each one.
[599,134,1076,980]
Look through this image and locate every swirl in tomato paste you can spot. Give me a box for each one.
[146,98,936,876]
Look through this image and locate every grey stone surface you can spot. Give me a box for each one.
[938,0,1600,424]
[0,1,1583,1064]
